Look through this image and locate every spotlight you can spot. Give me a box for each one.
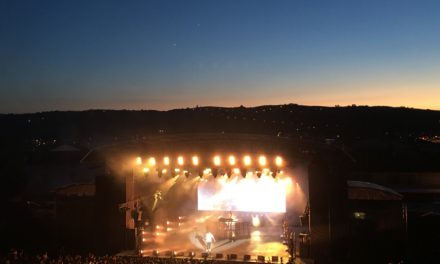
[163,156,170,166]
[243,155,252,166]
[258,156,267,167]
[233,168,240,175]
[213,156,221,166]
[275,156,283,167]
[192,156,199,166]
[136,157,142,165]
[228,155,236,166]
[173,168,180,177]
[143,167,150,176]
[177,156,184,166]
[148,157,156,167]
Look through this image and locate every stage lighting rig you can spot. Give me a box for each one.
[163,156,170,166]
[148,157,156,167]
[228,155,236,166]
[258,155,267,167]
[243,155,252,166]
[192,156,199,166]
[275,156,283,167]
[177,156,184,166]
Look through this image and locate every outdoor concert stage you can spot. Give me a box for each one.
[120,136,309,262]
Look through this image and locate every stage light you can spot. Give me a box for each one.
[252,215,260,227]
[228,155,236,166]
[136,157,142,165]
[148,157,156,167]
[163,156,170,166]
[213,156,221,166]
[275,156,283,167]
[243,155,252,166]
[204,168,212,175]
[258,156,267,167]
[192,156,199,166]
[177,156,184,166]
[143,167,150,174]
[233,168,240,175]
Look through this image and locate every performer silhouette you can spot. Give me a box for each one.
[204,230,216,252]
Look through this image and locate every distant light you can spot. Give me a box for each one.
[243,155,252,166]
[148,157,156,167]
[192,156,199,166]
[174,168,180,173]
[177,156,184,166]
[136,157,142,165]
[228,155,236,166]
[233,168,240,175]
[213,156,221,166]
[275,156,283,167]
[252,215,260,227]
[258,156,267,166]
[163,156,170,166]
[162,169,167,174]
[143,168,150,174]
[204,168,212,175]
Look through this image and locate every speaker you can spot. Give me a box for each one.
[243,255,251,261]
[216,253,223,259]
[271,256,279,262]
[229,254,238,260]
[257,255,265,262]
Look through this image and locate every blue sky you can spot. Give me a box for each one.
[1,0,440,113]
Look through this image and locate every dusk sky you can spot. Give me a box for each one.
[1,0,440,113]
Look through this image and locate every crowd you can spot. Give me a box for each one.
[1,251,252,264]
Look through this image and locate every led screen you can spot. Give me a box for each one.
[197,176,286,212]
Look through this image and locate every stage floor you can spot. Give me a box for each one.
[141,226,290,261]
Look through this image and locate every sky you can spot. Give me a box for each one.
[1,0,440,113]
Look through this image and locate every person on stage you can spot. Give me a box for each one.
[205,230,216,253]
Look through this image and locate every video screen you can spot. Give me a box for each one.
[197,176,286,213]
